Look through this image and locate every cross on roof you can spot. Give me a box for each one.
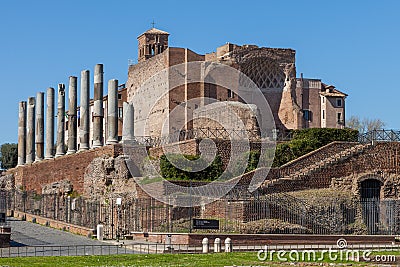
[151,20,155,28]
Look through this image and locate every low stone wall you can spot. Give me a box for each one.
[12,210,94,237]
[130,232,395,246]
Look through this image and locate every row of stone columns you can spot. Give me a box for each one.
[17,64,135,166]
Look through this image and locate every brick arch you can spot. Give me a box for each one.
[357,174,385,185]
[356,174,385,199]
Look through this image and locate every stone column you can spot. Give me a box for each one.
[122,102,134,141]
[67,76,78,154]
[55,84,66,157]
[17,101,27,166]
[45,87,55,159]
[79,70,90,151]
[106,79,118,144]
[93,64,104,148]
[26,97,36,164]
[35,92,45,161]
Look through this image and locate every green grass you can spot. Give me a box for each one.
[0,250,398,266]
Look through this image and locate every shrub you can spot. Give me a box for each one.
[160,154,223,181]
[273,128,359,167]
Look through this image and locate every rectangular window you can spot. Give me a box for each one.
[322,109,325,119]
[337,112,342,123]
[303,110,311,121]
[322,97,325,103]
[336,98,342,107]
[118,93,122,100]
[227,89,233,98]
[118,107,123,118]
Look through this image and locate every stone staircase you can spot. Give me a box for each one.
[262,142,373,189]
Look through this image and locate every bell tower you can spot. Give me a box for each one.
[137,28,169,62]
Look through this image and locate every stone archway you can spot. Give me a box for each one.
[360,179,382,200]
[359,178,382,234]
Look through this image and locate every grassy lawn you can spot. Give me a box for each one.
[0,251,398,267]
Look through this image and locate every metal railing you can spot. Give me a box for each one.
[131,128,292,147]
[3,242,400,258]
[359,129,400,143]
[0,243,215,258]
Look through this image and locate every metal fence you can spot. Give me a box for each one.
[132,128,293,147]
[7,190,400,237]
[359,129,400,143]
[0,244,134,258]
[3,242,400,258]
[0,190,7,226]
[0,243,215,258]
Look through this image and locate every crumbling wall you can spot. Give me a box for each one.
[193,101,261,140]
[83,155,137,201]
[7,144,121,193]
[0,174,14,191]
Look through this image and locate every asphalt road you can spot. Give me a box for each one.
[8,217,104,247]
[0,217,136,257]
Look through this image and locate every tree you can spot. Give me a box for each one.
[0,143,18,170]
[346,115,385,133]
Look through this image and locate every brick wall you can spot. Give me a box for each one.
[8,144,123,194]
[263,142,400,195]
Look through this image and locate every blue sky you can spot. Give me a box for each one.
[0,0,399,144]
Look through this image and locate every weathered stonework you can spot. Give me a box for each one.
[83,155,137,201]
[42,180,72,195]
[0,174,14,191]
[192,101,261,140]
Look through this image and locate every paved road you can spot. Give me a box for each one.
[8,217,105,247]
[0,217,137,257]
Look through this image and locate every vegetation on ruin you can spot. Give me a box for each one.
[240,128,359,171]
[160,154,223,181]
[287,189,368,234]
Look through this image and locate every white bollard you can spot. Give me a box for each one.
[214,238,221,253]
[166,234,172,250]
[202,237,209,253]
[224,237,232,252]
[97,224,104,241]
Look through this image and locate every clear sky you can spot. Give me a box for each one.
[0,0,399,144]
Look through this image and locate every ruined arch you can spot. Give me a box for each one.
[357,175,383,234]
[356,174,384,200]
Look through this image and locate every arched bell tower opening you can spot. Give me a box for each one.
[360,178,382,234]
[137,28,169,63]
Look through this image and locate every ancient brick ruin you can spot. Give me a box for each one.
[4,27,397,239]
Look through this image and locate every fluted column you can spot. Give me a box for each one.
[35,92,44,161]
[122,102,134,141]
[55,84,66,157]
[106,79,118,144]
[45,87,55,159]
[26,97,36,164]
[67,76,77,154]
[93,64,104,148]
[79,70,90,151]
[17,101,27,166]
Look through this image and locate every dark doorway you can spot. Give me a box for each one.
[360,179,381,234]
